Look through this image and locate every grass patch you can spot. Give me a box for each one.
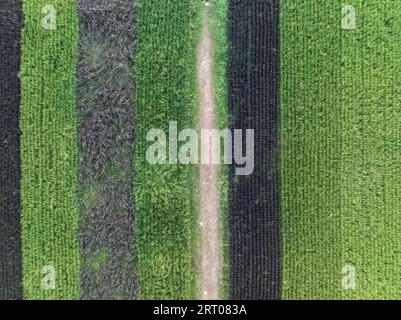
[84,248,109,272]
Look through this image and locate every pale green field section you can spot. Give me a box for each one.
[280,0,401,299]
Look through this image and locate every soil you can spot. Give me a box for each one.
[197,2,220,301]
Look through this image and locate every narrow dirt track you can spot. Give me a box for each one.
[197,3,220,300]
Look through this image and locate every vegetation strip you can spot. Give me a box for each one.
[339,0,401,299]
[280,1,401,299]
[280,0,342,299]
[135,0,202,299]
[76,0,138,300]
[20,0,80,299]
[0,0,23,300]
[227,0,281,299]
[209,0,230,300]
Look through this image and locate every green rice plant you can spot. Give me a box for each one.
[339,0,401,300]
[280,0,401,299]
[134,0,202,299]
[19,0,80,299]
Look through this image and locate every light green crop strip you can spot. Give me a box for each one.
[20,0,80,299]
[280,1,343,299]
[134,0,202,299]
[281,0,401,299]
[340,0,401,300]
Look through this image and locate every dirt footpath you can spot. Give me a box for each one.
[197,3,220,300]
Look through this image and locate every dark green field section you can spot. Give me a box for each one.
[135,0,202,299]
[227,0,281,300]
[76,0,138,300]
[280,0,401,299]
[0,0,23,300]
[20,0,80,299]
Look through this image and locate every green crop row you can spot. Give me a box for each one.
[134,0,203,299]
[280,0,401,299]
[20,0,80,299]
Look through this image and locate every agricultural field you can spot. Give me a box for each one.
[1,0,401,301]
[19,0,80,299]
[76,0,137,299]
[280,0,401,299]
[134,0,201,299]
[227,0,281,300]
